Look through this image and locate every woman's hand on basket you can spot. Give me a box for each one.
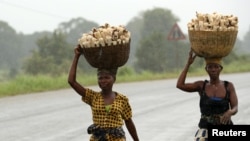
[187,49,196,65]
[74,44,82,56]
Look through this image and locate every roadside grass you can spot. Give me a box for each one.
[0,61,249,98]
[0,71,179,98]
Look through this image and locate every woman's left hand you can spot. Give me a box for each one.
[220,110,232,124]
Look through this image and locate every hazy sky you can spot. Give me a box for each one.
[0,0,249,40]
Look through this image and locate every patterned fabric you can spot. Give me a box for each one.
[90,136,125,141]
[201,114,222,125]
[194,128,208,141]
[87,124,125,141]
[82,88,132,141]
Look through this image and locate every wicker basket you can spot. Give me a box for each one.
[81,40,130,69]
[188,30,238,58]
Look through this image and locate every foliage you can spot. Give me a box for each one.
[0,74,69,97]
[141,8,178,35]
[1,62,250,98]
[126,16,144,66]
[22,31,71,75]
[240,26,250,54]
[135,32,168,72]
[133,8,190,72]
[0,8,250,80]
[117,66,135,76]
[0,21,23,71]
[57,17,99,44]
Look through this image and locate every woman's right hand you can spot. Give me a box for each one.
[187,49,196,65]
[74,44,82,56]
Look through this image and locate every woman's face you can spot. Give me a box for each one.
[205,63,223,78]
[97,72,115,90]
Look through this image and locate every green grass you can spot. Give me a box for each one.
[0,75,66,97]
[0,61,250,98]
[0,72,177,98]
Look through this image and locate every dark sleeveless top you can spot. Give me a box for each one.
[198,80,233,128]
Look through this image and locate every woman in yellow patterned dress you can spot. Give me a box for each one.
[68,45,139,141]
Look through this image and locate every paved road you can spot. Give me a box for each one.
[0,72,249,141]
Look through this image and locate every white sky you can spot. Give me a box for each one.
[0,0,249,40]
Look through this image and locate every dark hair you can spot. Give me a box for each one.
[97,68,118,76]
[97,68,118,79]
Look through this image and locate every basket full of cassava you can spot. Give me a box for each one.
[78,23,131,69]
[188,12,238,60]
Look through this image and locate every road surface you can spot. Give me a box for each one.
[0,72,249,141]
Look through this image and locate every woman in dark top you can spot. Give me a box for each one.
[176,50,238,141]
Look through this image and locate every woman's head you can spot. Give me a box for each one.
[204,58,223,79]
[205,63,223,71]
[97,68,117,90]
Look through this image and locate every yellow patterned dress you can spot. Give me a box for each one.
[82,88,132,141]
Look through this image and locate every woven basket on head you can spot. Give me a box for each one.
[205,57,222,65]
[81,40,130,69]
[188,30,238,58]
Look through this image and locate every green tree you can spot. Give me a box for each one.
[126,16,144,66]
[0,21,23,71]
[134,7,188,72]
[23,31,71,75]
[135,32,168,72]
[239,26,250,54]
[57,17,99,44]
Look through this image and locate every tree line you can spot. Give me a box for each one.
[0,7,250,80]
